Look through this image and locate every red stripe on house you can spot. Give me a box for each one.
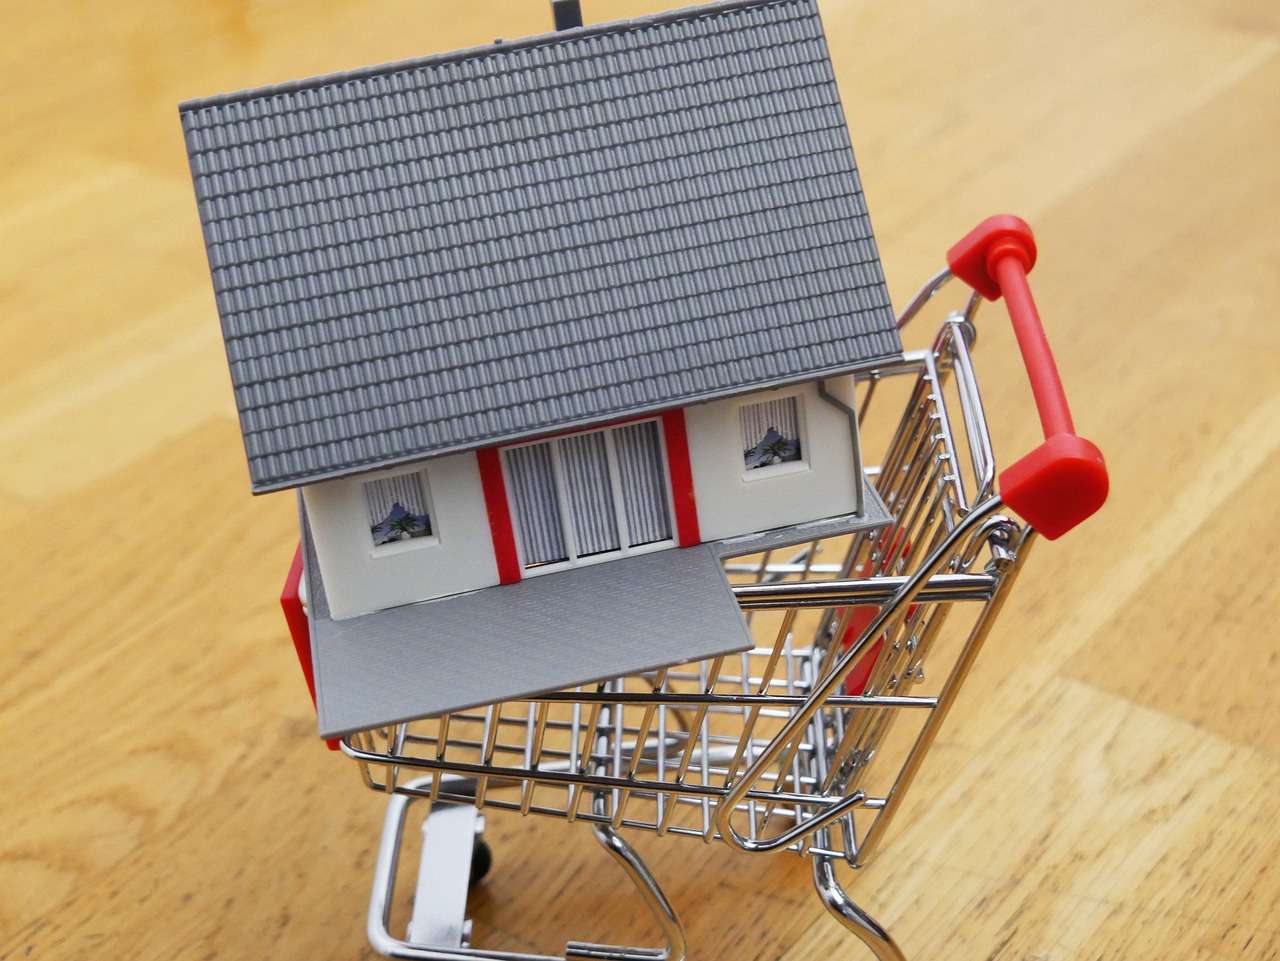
[477,448,522,584]
[280,544,339,750]
[661,409,701,547]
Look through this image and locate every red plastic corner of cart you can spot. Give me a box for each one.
[998,434,1108,540]
[947,215,1037,301]
[281,544,341,751]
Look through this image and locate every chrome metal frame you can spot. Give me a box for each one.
[350,271,1041,961]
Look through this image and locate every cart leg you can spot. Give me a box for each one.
[368,779,685,961]
[565,823,687,961]
[811,853,907,961]
[369,788,490,960]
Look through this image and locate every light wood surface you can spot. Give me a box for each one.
[3,1,1278,958]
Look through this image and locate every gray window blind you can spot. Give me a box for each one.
[502,419,673,571]
[561,431,621,556]
[504,442,568,566]
[740,396,802,470]
[614,420,672,547]
[364,471,433,546]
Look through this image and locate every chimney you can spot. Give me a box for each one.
[552,0,583,30]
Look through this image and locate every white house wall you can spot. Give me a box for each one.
[302,452,500,620]
[683,378,862,542]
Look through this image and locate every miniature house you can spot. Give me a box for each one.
[181,0,904,735]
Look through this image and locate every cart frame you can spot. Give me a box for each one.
[329,218,1106,961]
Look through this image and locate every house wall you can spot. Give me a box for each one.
[683,377,862,542]
[304,376,863,620]
[302,452,500,620]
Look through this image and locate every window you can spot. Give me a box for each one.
[740,396,803,472]
[502,419,674,573]
[364,471,434,547]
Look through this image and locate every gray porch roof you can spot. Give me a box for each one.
[181,0,900,494]
[302,478,891,736]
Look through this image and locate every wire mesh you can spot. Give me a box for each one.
[342,318,1024,866]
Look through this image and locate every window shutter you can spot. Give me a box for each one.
[560,431,621,556]
[504,443,568,565]
[614,420,672,547]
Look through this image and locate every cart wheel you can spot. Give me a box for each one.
[470,839,492,887]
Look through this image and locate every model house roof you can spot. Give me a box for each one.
[181,0,900,494]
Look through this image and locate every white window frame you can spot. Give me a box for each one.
[501,418,677,577]
[363,467,440,557]
[738,393,810,481]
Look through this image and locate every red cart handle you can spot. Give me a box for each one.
[947,216,1108,539]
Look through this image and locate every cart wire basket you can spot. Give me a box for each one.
[322,217,1108,961]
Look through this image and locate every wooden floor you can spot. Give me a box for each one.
[3,0,1278,958]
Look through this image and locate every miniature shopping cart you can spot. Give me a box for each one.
[313,218,1107,961]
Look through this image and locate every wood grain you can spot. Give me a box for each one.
[2,1,1277,958]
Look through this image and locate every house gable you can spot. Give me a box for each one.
[180,0,901,495]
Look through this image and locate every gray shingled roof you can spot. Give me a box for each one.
[181,0,900,493]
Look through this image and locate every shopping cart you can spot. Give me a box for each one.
[306,217,1107,961]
